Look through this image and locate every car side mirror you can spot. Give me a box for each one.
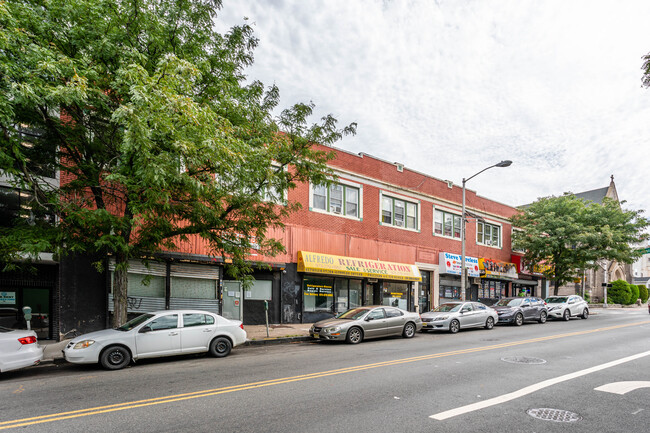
[139,325,152,333]
[365,316,374,321]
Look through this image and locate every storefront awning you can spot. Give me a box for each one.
[297,251,421,282]
[513,279,538,286]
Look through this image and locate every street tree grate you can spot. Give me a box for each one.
[527,408,582,423]
[501,356,547,364]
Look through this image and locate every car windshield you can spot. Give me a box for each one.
[431,303,461,313]
[116,313,154,331]
[494,298,523,307]
[545,297,567,303]
[336,308,370,320]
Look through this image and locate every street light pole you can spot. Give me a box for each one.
[460,160,512,302]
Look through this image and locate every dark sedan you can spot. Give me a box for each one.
[492,297,548,326]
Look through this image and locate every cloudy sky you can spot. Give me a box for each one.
[216,0,650,217]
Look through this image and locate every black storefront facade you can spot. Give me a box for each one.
[295,251,422,323]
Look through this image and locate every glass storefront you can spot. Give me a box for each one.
[479,279,508,304]
[382,281,409,310]
[303,276,334,313]
[334,279,362,314]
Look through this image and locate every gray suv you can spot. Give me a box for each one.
[492,297,548,326]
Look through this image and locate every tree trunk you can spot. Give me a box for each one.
[112,254,129,327]
[553,279,560,296]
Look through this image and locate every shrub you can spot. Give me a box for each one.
[628,284,640,305]
[639,285,649,304]
[608,279,631,305]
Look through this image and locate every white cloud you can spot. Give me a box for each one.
[217,0,650,217]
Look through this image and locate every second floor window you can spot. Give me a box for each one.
[312,183,359,218]
[434,209,462,239]
[478,222,501,247]
[381,195,417,229]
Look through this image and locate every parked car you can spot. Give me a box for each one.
[310,306,422,344]
[545,295,589,320]
[63,310,246,370]
[0,326,43,373]
[492,297,548,325]
[420,301,498,333]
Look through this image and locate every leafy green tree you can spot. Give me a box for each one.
[0,0,355,325]
[511,194,648,295]
[608,279,631,305]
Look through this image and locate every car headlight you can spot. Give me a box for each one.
[73,340,95,349]
[324,326,340,333]
[434,316,449,321]
[548,306,559,311]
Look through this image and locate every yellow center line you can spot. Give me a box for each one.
[2,320,648,430]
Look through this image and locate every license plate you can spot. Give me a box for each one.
[422,323,429,327]
[311,333,319,339]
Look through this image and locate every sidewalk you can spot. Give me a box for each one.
[40,322,315,364]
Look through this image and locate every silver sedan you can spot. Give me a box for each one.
[420,301,498,333]
[310,306,423,344]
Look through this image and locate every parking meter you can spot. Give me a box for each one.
[23,306,32,330]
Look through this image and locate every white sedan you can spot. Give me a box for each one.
[64,310,246,370]
[0,327,43,373]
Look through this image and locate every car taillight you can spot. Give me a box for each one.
[240,323,244,330]
[18,336,37,345]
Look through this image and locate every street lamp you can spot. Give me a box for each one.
[460,160,512,301]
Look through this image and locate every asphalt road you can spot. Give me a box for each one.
[2,309,650,432]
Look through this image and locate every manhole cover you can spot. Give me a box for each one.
[501,356,546,364]
[527,408,581,422]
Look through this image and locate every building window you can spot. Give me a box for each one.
[381,195,418,229]
[0,186,55,227]
[311,182,360,218]
[434,209,462,239]
[477,222,501,247]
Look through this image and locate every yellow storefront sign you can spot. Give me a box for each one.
[297,251,421,282]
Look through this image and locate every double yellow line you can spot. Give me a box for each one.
[2,320,648,430]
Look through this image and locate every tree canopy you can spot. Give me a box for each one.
[511,194,648,295]
[0,0,355,325]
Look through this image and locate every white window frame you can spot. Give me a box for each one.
[477,220,502,248]
[433,206,462,241]
[309,179,363,221]
[379,191,420,232]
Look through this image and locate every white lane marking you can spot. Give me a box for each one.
[594,381,650,395]
[631,409,644,415]
[430,350,650,421]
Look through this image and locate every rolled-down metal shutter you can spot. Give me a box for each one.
[169,262,220,313]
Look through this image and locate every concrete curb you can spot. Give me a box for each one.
[243,336,313,346]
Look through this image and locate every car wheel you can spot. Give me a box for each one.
[581,309,589,320]
[346,327,363,344]
[402,322,416,338]
[485,316,495,330]
[209,337,232,358]
[100,345,131,370]
[514,313,524,326]
[563,309,571,321]
[538,311,547,324]
[449,319,460,334]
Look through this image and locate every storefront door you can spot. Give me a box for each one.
[364,282,379,305]
[222,281,243,321]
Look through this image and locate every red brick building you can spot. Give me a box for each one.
[150,145,536,325]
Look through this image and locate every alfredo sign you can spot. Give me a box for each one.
[439,252,480,277]
[297,251,421,282]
